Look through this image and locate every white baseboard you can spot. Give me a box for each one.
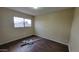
[35,35,68,45]
[0,34,68,46]
[0,34,33,45]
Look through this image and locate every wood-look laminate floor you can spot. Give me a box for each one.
[0,35,69,52]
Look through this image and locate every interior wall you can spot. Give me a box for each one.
[0,8,34,45]
[35,8,74,45]
[69,8,79,52]
[0,9,3,41]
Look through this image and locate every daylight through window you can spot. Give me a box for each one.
[13,16,32,28]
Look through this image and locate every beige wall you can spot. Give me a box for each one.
[0,9,3,41]
[0,8,34,45]
[35,8,74,45]
[69,8,79,52]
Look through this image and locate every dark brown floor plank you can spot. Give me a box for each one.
[0,35,69,52]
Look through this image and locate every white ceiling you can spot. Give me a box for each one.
[7,7,71,16]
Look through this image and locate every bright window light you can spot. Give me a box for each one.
[33,7,39,9]
[14,17,24,28]
[25,19,31,27]
[13,16,32,28]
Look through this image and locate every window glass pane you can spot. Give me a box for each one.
[25,19,31,27]
[14,16,24,28]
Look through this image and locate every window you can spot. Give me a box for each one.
[13,16,32,28]
[25,19,31,27]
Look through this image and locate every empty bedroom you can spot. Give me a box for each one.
[0,7,79,52]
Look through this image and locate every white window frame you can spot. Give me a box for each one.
[13,16,32,28]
